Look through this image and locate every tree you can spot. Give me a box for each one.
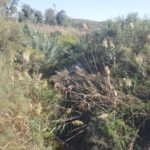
[44,8,56,25]
[126,13,139,22]
[18,4,43,23]
[33,10,43,23]
[56,10,67,26]
[0,0,19,17]
[18,4,33,22]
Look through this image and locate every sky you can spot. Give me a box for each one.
[19,0,150,21]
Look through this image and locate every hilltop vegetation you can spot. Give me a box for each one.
[0,1,150,150]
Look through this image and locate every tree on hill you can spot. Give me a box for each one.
[18,4,43,23]
[33,9,43,23]
[44,8,56,25]
[18,4,33,22]
[126,12,139,22]
[56,10,68,26]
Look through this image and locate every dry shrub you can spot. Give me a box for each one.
[0,55,50,149]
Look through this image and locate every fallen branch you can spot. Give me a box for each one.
[65,130,84,142]
[128,129,139,150]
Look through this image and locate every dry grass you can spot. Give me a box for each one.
[30,23,84,36]
[0,56,49,150]
[0,57,31,149]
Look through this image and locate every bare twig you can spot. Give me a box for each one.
[128,129,139,150]
[65,130,84,142]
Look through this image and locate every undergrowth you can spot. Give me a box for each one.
[0,13,150,150]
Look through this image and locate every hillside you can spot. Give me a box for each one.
[0,1,150,150]
[68,18,103,30]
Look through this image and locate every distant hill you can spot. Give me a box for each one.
[68,18,104,30]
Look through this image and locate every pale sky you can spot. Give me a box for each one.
[19,0,150,21]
